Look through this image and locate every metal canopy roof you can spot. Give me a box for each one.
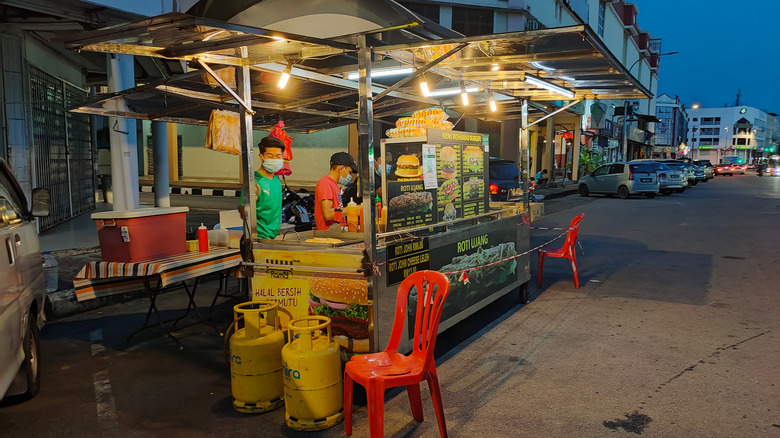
[63,12,651,132]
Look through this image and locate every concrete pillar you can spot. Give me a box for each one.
[107,53,139,210]
[152,121,170,207]
[545,116,555,174]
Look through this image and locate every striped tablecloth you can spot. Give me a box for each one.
[74,248,242,302]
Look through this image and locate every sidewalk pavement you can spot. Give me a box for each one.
[41,186,578,320]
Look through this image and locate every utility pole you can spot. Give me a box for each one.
[621,100,629,161]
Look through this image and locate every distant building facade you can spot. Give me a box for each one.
[687,106,775,163]
[654,94,688,158]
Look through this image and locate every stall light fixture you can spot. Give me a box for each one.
[491,63,500,71]
[278,60,294,89]
[460,81,469,106]
[346,67,414,80]
[426,86,478,97]
[524,74,575,98]
[419,72,431,97]
[488,90,497,112]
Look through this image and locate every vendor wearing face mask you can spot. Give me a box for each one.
[239,136,285,239]
[315,152,358,230]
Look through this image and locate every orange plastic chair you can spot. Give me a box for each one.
[344,270,450,438]
[538,213,584,289]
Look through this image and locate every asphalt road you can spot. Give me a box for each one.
[2,173,778,437]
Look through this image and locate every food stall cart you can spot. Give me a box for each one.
[64,5,650,355]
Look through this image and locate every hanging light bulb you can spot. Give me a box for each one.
[491,63,500,71]
[460,80,469,106]
[419,72,430,96]
[278,60,294,89]
[488,90,497,112]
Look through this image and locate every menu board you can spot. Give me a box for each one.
[383,129,489,231]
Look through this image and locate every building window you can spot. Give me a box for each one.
[700,128,720,136]
[452,6,494,36]
[399,2,440,23]
[737,138,747,145]
[597,0,606,36]
[747,139,751,145]
[692,118,698,121]
[732,138,736,145]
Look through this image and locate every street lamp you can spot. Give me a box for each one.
[622,51,679,160]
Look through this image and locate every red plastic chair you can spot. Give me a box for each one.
[344,270,450,438]
[538,213,584,289]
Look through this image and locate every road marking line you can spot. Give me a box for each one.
[90,329,117,420]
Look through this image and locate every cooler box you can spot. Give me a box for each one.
[92,207,189,262]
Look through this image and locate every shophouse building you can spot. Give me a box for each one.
[687,105,776,164]
[653,94,688,158]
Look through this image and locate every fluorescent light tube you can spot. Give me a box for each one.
[347,67,414,80]
[524,74,575,98]
[427,86,478,97]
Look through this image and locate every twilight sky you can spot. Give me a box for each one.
[631,0,779,113]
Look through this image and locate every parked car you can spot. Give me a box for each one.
[693,160,715,180]
[629,160,685,195]
[658,160,696,185]
[680,161,707,183]
[1,158,50,402]
[714,163,734,176]
[657,160,691,191]
[488,157,522,201]
[578,162,659,199]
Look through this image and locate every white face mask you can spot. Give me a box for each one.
[262,158,284,174]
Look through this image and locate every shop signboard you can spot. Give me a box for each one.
[404,225,520,330]
[383,129,489,231]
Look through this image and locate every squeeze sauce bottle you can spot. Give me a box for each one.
[345,198,359,232]
[198,223,209,252]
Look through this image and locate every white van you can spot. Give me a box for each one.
[1,158,50,402]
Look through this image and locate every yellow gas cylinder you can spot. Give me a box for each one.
[229,300,286,413]
[282,316,344,431]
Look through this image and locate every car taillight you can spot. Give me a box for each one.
[489,184,499,194]
[629,169,634,180]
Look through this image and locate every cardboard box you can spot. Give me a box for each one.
[92,207,189,262]
[529,202,545,222]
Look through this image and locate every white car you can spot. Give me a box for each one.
[1,158,50,402]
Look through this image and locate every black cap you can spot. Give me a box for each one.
[330,152,358,172]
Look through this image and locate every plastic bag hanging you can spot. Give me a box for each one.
[269,121,293,176]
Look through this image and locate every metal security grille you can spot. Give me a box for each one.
[29,66,94,231]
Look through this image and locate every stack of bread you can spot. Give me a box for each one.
[385,108,453,138]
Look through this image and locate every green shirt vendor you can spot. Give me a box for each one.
[240,136,285,239]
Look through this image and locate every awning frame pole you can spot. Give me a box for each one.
[236,47,256,240]
[198,58,256,115]
[522,98,583,129]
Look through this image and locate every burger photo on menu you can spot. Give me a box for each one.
[463,146,483,173]
[388,191,433,218]
[308,272,370,353]
[394,154,422,178]
[438,179,460,204]
[440,146,457,179]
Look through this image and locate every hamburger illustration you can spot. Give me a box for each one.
[463,146,483,173]
[308,272,370,353]
[440,146,457,179]
[438,178,460,203]
[395,154,421,178]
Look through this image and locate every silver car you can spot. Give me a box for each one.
[630,160,685,195]
[578,162,660,199]
[1,158,50,402]
[658,160,691,190]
